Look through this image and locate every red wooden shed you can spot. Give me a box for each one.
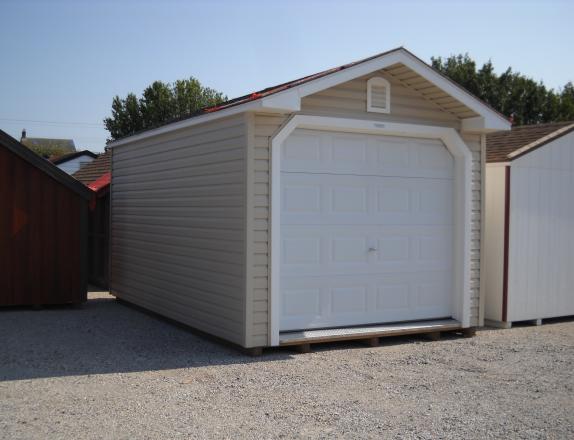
[0,130,93,306]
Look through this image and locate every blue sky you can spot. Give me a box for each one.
[1,0,572,152]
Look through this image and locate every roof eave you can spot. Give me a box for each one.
[109,47,510,148]
[108,99,270,148]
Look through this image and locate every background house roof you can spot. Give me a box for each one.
[49,150,97,165]
[21,137,76,153]
[486,121,574,162]
[73,149,111,184]
[0,129,92,200]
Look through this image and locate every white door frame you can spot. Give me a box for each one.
[269,115,473,346]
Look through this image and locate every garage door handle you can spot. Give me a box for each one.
[368,247,377,252]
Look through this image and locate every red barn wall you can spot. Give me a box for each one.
[0,146,88,306]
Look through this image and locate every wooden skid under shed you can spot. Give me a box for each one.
[485,318,543,329]
[279,319,464,346]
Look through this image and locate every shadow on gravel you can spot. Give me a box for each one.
[0,293,291,381]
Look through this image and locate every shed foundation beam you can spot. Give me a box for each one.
[363,337,380,347]
[292,344,312,354]
[425,331,441,341]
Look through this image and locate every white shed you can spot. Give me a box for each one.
[485,122,574,327]
[108,48,510,352]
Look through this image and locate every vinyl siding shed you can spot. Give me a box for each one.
[109,48,510,349]
[484,122,574,327]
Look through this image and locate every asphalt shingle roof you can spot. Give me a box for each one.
[72,149,111,185]
[486,121,574,162]
[21,137,76,154]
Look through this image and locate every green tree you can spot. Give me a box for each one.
[431,54,574,125]
[104,78,226,141]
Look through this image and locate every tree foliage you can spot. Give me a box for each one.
[431,54,574,125]
[104,78,226,141]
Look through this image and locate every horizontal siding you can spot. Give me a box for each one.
[111,114,247,346]
[300,70,461,129]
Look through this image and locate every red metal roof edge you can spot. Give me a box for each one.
[88,171,111,192]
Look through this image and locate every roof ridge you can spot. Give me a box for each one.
[507,123,574,159]
[23,136,75,141]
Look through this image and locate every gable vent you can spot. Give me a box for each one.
[367,77,391,114]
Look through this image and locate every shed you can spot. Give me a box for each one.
[73,150,112,289]
[0,130,92,306]
[484,122,574,327]
[108,47,510,351]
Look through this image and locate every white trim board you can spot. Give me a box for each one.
[109,48,510,149]
[269,115,473,346]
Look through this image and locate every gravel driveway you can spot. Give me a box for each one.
[1,291,572,439]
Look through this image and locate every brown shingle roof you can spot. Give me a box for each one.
[72,149,111,184]
[486,121,574,163]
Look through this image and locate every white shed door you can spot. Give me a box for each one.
[280,129,454,331]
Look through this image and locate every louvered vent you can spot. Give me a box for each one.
[367,77,391,114]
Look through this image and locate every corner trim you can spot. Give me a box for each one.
[502,165,511,322]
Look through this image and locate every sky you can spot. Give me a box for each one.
[1,0,572,152]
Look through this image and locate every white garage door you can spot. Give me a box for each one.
[280,129,454,331]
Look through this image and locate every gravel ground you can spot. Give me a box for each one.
[0,291,572,440]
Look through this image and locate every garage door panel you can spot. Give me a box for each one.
[281,173,453,225]
[280,271,452,330]
[281,225,453,276]
[280,129,454,331]
[282,129,453,179]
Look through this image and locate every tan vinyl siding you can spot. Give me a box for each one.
[300,71,461,129]
[245,78,484,344]
[111,114,248,346]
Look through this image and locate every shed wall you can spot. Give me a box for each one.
[110,114,248,346]
[483,165,507,322]
[507,131,574,321]
[0,145,87,306]
[246,78,484,346]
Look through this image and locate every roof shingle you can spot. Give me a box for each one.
[486,121,574,162]
[72,149,111,184]
[21,137,76,155]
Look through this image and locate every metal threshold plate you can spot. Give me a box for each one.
[279,319,461,345]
